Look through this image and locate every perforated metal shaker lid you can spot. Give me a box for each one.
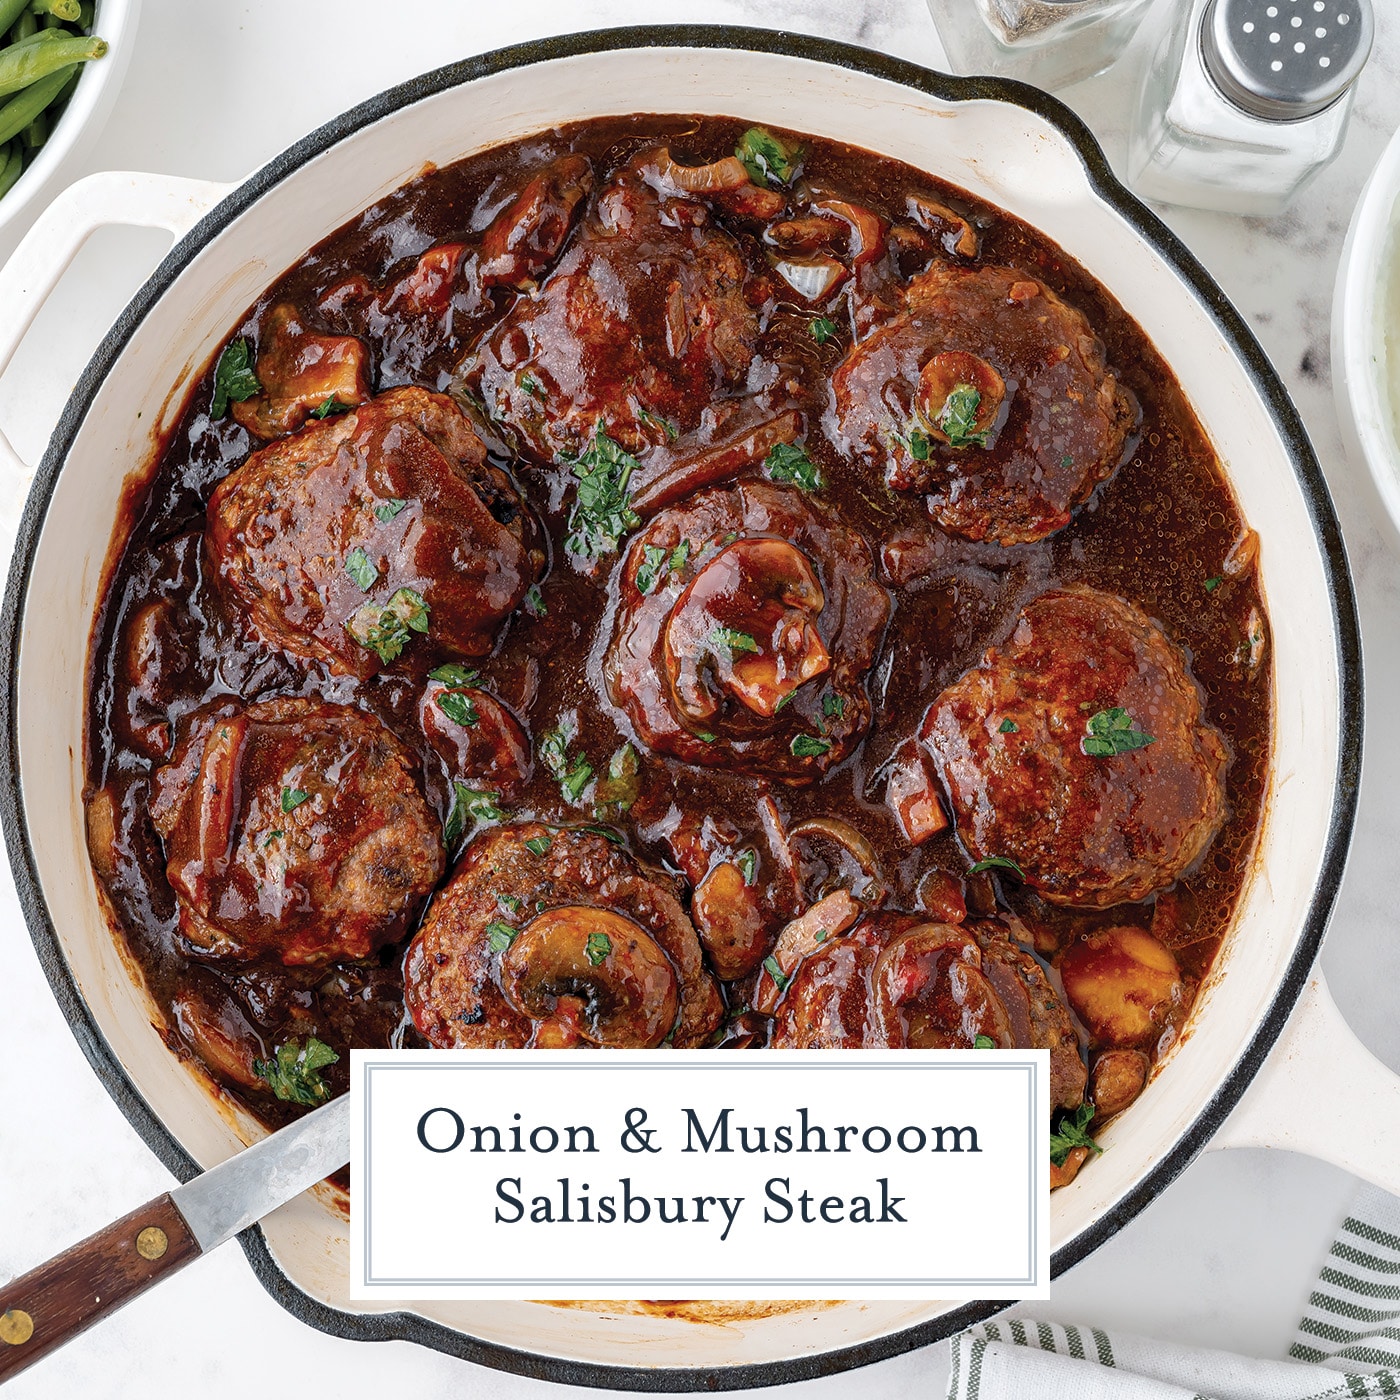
[1202,0,1373,121]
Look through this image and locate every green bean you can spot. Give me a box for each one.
[0,32,104,97]
[0,62,72,145]
[0,140,21,199]
[9,9,35,41]
[76,0,92,26]
[29,0,80,20]
[0,0,29,33]
[20,107,43,147]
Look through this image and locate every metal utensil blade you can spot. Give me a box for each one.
[170,1093,350,1252]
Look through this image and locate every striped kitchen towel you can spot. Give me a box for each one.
[946,1186,1400,1399]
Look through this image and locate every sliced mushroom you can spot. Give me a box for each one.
[498,905,679,1047]
[480,154,593,290]
[645,148,786,218]
[754,889,864,1015]
[632,411,802,515]
[871,922,1014,1048]
[917,351,1004,446]
[663,538,831,724]
[171,979,265,1091]
[693,860,769,981]
[1050,1144,1090,1190]
[230,303,371,439]
[1089,1047,1150,1119]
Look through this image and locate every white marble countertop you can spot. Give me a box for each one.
[0,1,1396,1396]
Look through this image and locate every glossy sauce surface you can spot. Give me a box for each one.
[84,115,1271,1134]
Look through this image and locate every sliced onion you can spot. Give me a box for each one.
[651,148,751,194]
[907,194,979,259]
[811,198,887,267]
[773,256,846,302]
[790,817,881,880]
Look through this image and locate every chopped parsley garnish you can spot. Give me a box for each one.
[210,338,261,419]
[280,787,309,813]
[898,425,932,461]
[636,404,678,441]
[670,540,692,572]
[968,855,1024,878]
[939,384,990,448]
[566,427,642,559]
[695,730,716,743]
[520,373,545,400]
[790,733,831,758]
[1050,1101,1102,1167]
[636,545,669,595]
[253,1037,338,1107]
[346,587,429,664]
[1060,454,1075,470]
[973,1034,996,1050]
[436,689,480,728]
[822,693,846,720]
[445,782,502,849]
[540,725,593,804]
[735,126,800,187]
[486,921,518,953]
[498,894,523,913]
[594,742,640,816]
[762,955,790,992]
[524,834,552,857]
[810,316,838,345]
[708,627,759,657]
[1204,576,1223,593]
[999,718,1019,733]
[374,498,408,523]
[1081,707,1156,757]
[764,441,823,492]
[736,848,758,886]
[344,547,378,592]
[263,830,285,847]
[428,663,478,686]
[309,395,351,419]
[524,584,546,617]
[585,931,613,966]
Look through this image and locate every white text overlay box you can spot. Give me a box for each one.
[350,1049,1050,1301]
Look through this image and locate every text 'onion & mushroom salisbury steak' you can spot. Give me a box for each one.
[85,116,1271,1176]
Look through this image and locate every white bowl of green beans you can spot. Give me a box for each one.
[0,0,138,236]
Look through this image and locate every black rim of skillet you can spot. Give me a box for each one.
[0,23,1363,1393]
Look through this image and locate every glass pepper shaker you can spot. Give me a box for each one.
[926,0,1158,91]
[1128,0,1374,216]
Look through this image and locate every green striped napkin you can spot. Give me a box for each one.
[946,1187,1400,1399]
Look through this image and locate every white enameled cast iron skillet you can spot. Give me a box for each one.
[0,26,1381,1390]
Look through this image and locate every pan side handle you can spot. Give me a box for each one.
[0,170,233,555]
[1212,970,1400,1194]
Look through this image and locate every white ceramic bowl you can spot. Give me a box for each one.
[1334,122,1400,537]
[0,0,141,238]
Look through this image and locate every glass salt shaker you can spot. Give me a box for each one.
[926,0,1158,91]
[1128,0,1374,217]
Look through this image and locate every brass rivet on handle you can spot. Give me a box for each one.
[0,1309,34,1346]
[134,1226,168,1261]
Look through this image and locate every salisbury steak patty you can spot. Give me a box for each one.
[771,911,1086,1110]
[921,587,1230,907]
[462,153,761,464]
[150,697,444,965]
[206,386,541,677]
[404,823,723,1049]
[605,480,890,783]
[831,261,1136,546]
